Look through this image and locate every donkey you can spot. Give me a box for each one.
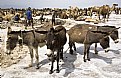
[68,26,110,62]
[71,24,119,54]
[6,27,47,69]
[36,26,67,74]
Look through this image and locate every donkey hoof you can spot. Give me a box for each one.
[84,60,86,62]
[56,69,60,73]
[74,48,76,51]
[95,52,98,55]
[70,50,73,55]
[105,50,109,53]
[70,51,73,55]
[6,52,11,55]
[49,70,53,74]
[70,52,73,55]
[87,59,90,61]
[28,64,32,67]
[35,66,39,69]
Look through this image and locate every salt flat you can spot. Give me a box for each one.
[0,13,121,78]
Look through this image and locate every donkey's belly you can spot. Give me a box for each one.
[70,34,85,44]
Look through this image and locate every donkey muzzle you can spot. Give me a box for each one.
[5,49,11,55]
[46,49,53,57]
[114,39,119,43]
[104,47,110,53]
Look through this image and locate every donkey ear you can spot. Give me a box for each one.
[54,27,64,33]
[116,27,121,29]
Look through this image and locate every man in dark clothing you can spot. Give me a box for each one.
[52,11,56,26]
[25,7,34,29]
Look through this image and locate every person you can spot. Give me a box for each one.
[14,14,20,22]
[52,11,56,26]
[25,7,34,29]
[40,13,44,24]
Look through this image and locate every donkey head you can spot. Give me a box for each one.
[6,34,19,54]
[46,28,58,60]
[110,29,119,43]
[6,28,23,54]
[100,36,110,52]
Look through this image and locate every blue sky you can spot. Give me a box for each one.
[0,0,121,9]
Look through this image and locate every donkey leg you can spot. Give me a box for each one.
[83,44,87,62]
[95,43,98,54]
[86,44,91,61]
[60,47,63,60]
[49,60,54,74]
[28,47,34,67]
[69,42,73,54]
[35,48,39,69]
[56,50,60,73]
[25,20,28,29]
[73,43,76,51]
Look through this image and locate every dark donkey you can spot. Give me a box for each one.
[6,27,46,68]
[70,24,119,54]
[36,26,67,74]
[68,26,110,62]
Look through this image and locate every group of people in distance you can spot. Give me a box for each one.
[14,7,56,29]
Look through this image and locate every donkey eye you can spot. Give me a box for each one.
[9,37,11,39]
